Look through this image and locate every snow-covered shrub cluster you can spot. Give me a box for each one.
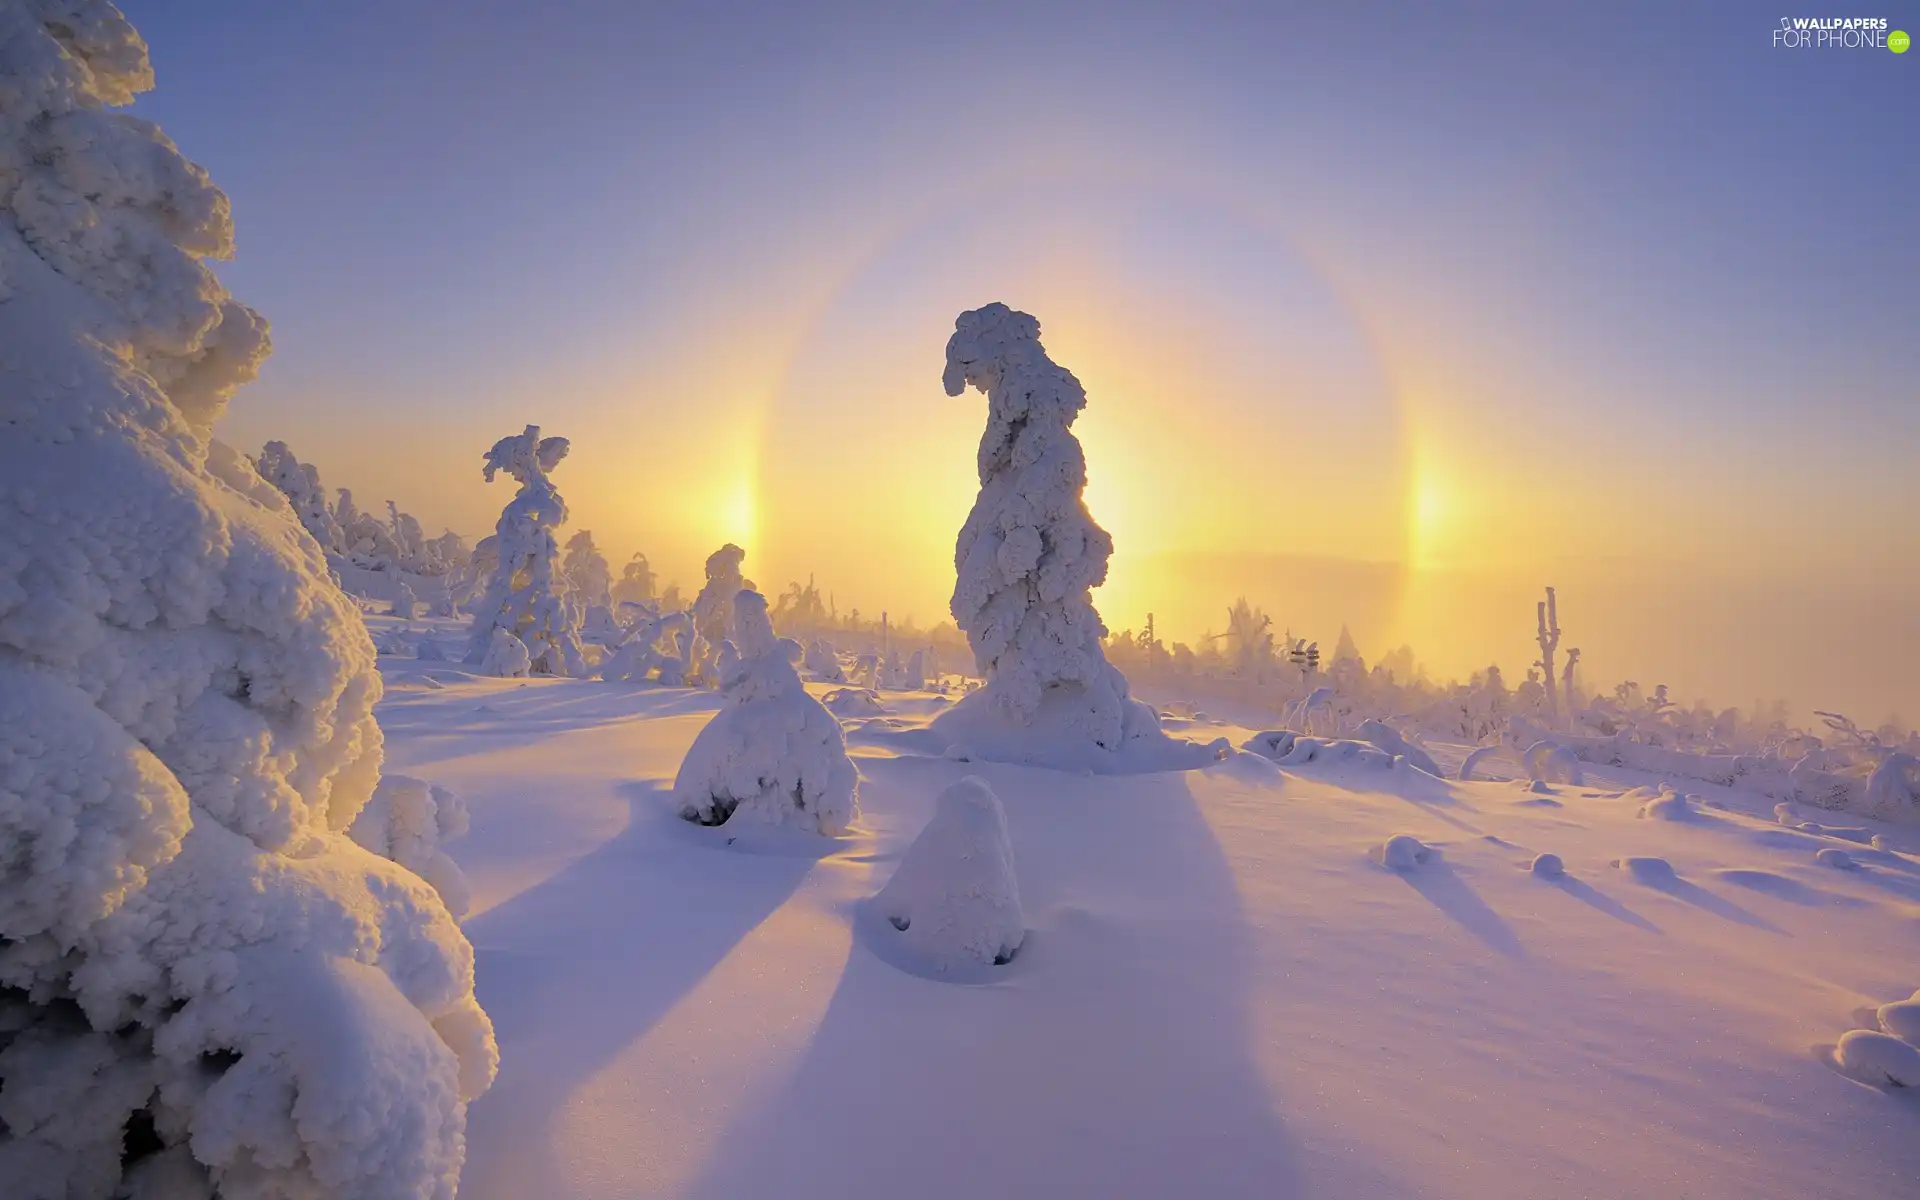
[689,542,751,685]
[673,590,859,834]
[599,608,695,686]
[465,425,585,676]
[930,303,1175,760]
[873,776,1024,969]
[0,7,495,1194]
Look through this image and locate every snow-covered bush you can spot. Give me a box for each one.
[673,590,858,834]
[930,303,1180,763]
[599,609,694,685]
[465,425,584,676]
[0,8,495,1194]
[561,529,613,612]
[873,776,1025,968]
[394,579,420,620]
[479,627,532,677]
[1354,719,1441,777]
[611,551,657,608]
[804,638,846,682]
[348,774,473,919]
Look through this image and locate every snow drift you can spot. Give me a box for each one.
[0,7,493,1194]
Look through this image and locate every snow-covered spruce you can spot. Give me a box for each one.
[0,8,494,1195]
[465,425,585,676]
[873,776,1025,968]
[561,528,613,613]
[689,542,750,684]
[927,303,1191,767]
[252,440,342,552]
[673,590,859,834]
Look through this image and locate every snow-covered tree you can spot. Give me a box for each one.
[253,440,341,552]
[934,302,1165,754]
[674,590,858,834]
[689,542,752,684]
[0,8,495,1194]
[394,579,421,620]
[465,425,585,676]
[562,529,613,612]
[612,551,657,609]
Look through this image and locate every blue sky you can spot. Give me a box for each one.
[121,0,1918,716]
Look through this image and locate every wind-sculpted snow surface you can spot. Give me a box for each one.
[932,303,1196,770]
[674,590,859,834]
[466,425,585,677]
[0,7,494,1194]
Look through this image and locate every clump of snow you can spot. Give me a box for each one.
[465,424,584,676]
[929,303,1183,764]
[1355,719,1441,777]
[944,743,976,763]
[1241,730,1299,761]
[823,687,886,717]
[1877,999,1920,1045]
[1815,847,1858,871]
[674,590,859,834]
[0,8,494,1193]
[1525,741,1584,786]
[480,627,532,677]
[804,638,846,682]
[873,776,1025,969]
[348,774,473,919]
[1279,737,1399,770]
[1638,787,1696,821]
[1613,856,1677,883]
[1530,852,1566,878]
[1835,1029,1920,1088]
[1375,834,1434,870]
[393,579,420,620]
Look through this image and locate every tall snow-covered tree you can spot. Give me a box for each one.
[689,542,752,682]
[0,7,495,1194]
[562,528,613,612]
[465,425,586,676]
[936,302,1161,753]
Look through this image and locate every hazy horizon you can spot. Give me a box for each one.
[130,0,1917,722]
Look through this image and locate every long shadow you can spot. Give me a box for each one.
[1552,876,1663,934]
[679,765,1314,1200]
[1639,875,1784,933]
[1396,859,1527,959]
[458,783,817,1200]
[380,681,722,765]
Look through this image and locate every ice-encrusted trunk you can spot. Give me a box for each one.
[0,6,495,1195]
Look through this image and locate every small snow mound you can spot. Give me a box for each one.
[1524,741,1583,786]
[479,628,532,678]
[1526,779,1556,795]
[1877,1000,1920,1045]
[1354,719,1442,777]
[1836,1029,1920,1088]
[1798,821,1827,836]
[1280,737,1398,770]
[1240,730,1299,761]
[1638,791,1696,821]
[1375,834,1434,871]
[1871,835,1892,852]
[1530,853,1566,878]
[1774,802,1799,826]
[1206,749,1284,784]
[943,743,975,762]
[822,687,886,717]
[873,777,1025,969]
[1816,847,1858,871]
[1612,856,1677,883]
